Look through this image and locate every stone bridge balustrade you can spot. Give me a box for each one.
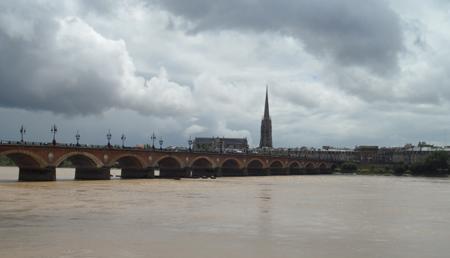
[0,144,336,181]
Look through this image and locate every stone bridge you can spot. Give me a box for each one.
[0,144,336,181]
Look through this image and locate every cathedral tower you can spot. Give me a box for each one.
[260,86,273,148]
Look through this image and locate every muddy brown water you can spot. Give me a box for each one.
[1,167,450,258]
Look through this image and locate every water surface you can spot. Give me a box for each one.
[1,167,450,258]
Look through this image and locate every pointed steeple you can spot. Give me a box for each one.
[260,85,273,148]
[264,85,270,119]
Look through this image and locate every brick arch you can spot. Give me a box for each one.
[108,154,147,168]
[246,158,266,168]
[153,155,185,168]
[0,150,47,168]
[288,161,301,168]
[269,160,284,168]
[189,156,217,168]
[54,152,103,168]
[220,158,244,169]
[304,162,315,169]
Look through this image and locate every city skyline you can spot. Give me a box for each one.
[1,1,450,148]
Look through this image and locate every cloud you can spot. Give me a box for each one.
[151,0,403,75]
[0,3,193,117]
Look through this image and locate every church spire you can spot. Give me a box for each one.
[264,85,270,119]
[260,85,273,148]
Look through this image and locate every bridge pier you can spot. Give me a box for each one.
[215,167,223,177]
[159,167,189,178]
[75,167,111,180]
[191,168,215,178]
[220,168,247,177]
[121,167,155,179]
[19,167,56,182]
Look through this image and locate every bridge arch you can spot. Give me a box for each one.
[304,162,315,169]
[0,150,47,168]
[269,160,287,175]
[246,158,266,176]
[190,157,215,177]
[269,160,284,168]
[304,162,316,174]
[288,161,301,168]
[289,161,302,175]
[220,158,244,177]
[246,158,265,168]
[55,152,103,168]
[108,154,146,169]
[220,158,244,169]
[154,156,185,178]
[189,156,216,168]
[153,155,184,168]
[318,162,329,174]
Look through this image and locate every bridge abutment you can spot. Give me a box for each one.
[19,167,56,181]
[75,167,111,180]
[121,167,155,179]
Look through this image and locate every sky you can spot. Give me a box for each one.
[1,0,450,148]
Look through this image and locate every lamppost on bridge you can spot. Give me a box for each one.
[75,130,80,146]
[106,130,112,148]
[188,136,193,152]
[121,133,126,148]
[151,132,156,150]
[19,125,26,143]
[159,137,163,151]
[51,124,57,145]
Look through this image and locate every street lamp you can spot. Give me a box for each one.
[151,132,156,150]
[106,129,112,148]
[159,137,163,150]
[51,124,57,145]
[121,133,126,148]
[188,136,193,152]
[19,125,26,143]
[75,130,80,146]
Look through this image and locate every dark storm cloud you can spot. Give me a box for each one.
[0,1,193,116]
[0,32,115,115]
[151,0,403,75]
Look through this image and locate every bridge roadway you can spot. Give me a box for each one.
[0,143,336,181]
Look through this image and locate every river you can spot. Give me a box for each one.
[1,167,450,258]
